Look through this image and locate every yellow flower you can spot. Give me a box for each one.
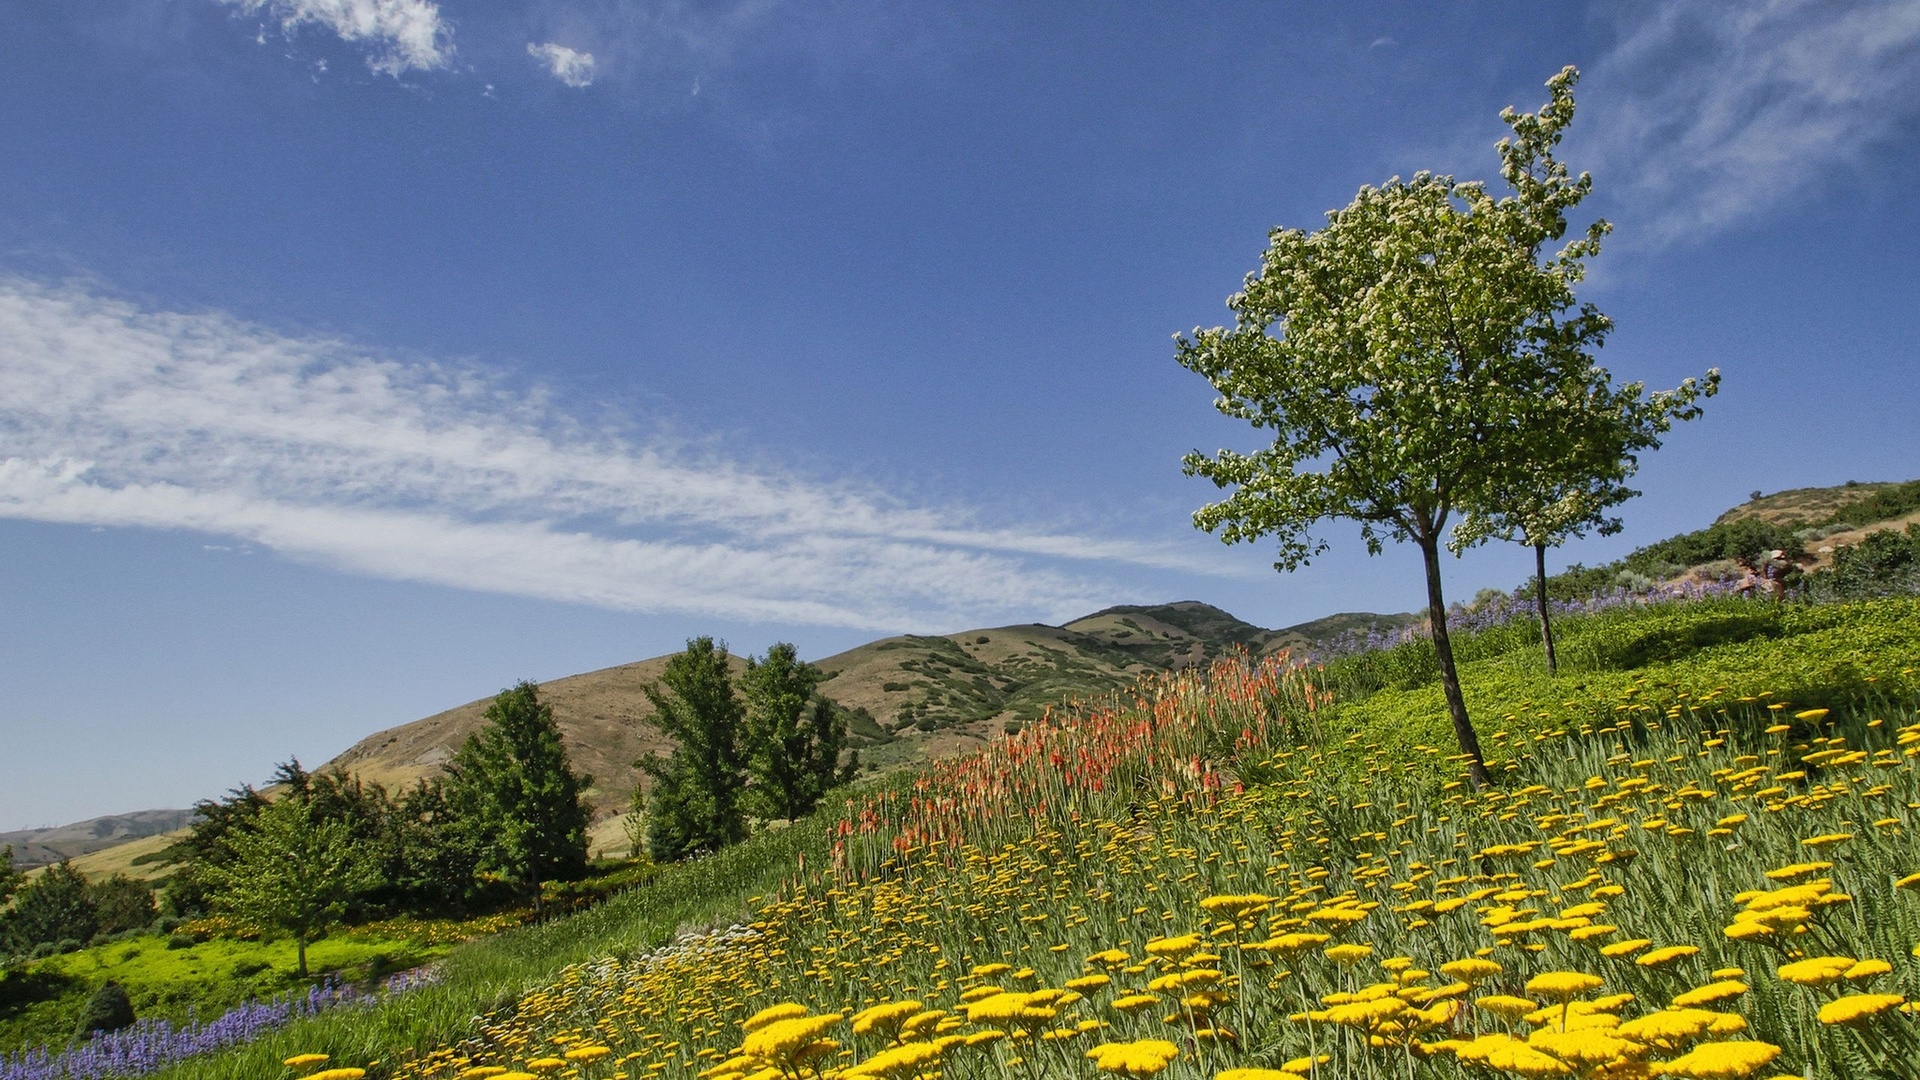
[1144,935,1202,959]
[1085,1038,1180,1076]
[1776,956,1855,987]
[305,1072,367,1080]
[284,1055,330,1069]
[1110,994,1160,1014]
[1067,974,1113,992]
[525,1059,566,1072]
[1843,959,1892,981]
[563,1046,610,1062]
[1800,833,1852,848]
[1818,993,1905,1024]
[1440,958,1503,984]
[742,1003,810,1032]
[1635,945,1699,968]
[852,1001,924,1038]
[1249,933,1329,955]
[843,1040,945,1079]
[1527,1028,1639,1066]
[1324,943,1372,964]
[1600,939,1651,957]
[1199,894,1273,916]
[1214,1070,1307,1080]
[1672,981,1747,1008]
[1658,1040,1781,1078]
[1476,995,1539,1021]
[1895,871,1920,890]
[741,1013,844,1063]
[1762,861,1831,881]
[1526,972,1604,999]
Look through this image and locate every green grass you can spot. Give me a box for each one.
[0,926,452,1055]
[61,596,1920,1079]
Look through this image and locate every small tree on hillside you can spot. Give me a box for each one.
[1452,370,1715,673]
[207,796,373,977]
[1,862,98,953]
[1177,67,1676,787]
[742,643,858,822]
[640,637,748,862]
[444,681,592,916]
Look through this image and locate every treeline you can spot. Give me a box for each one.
[634,638,857,863]
[1540,479,1920,600]
[2,637,859,977]
[0,851,155,962]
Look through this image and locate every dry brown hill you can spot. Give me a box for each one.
[1,810,195,870]
[315,602,1410,821]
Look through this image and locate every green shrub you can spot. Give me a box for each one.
[73,979,134,1036]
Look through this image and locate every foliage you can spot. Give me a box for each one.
[640,638,750,863]
[205,798,377,979]
[743,643,859,822]
[443,682,592,911]
[0,867,97,959]
[158,780,271,919]
[0,850,17,908]
[71,981,133,1038]
[1177,68,1638,785]
[1805,523,1920,602]
[85,880,155,942]
[1821,477,1920,527]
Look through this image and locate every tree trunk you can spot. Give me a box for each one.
[1420,537,1493,788]
[295,935,308,979]
[1535,542,1558,676]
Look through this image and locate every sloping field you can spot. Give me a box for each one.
[142,595,1920,1080]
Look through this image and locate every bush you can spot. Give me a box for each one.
[1805,524,1920,601]
[73,979,135,1036]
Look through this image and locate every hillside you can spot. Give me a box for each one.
[0,809,194,870]
[318,601,1412,820]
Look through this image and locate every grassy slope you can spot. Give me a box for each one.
[119,594,1920,1080]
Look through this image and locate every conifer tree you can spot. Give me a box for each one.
[444,681,592,915]
[639,638,747,862]
[742,643,858,822]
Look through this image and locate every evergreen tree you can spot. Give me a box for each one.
[639,638,748,862]
[444,681,591,915]
[1,862,97,952]
[74,980,136,1037]
[742,643,857,821]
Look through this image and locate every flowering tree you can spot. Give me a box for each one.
[1176,67,1679,786]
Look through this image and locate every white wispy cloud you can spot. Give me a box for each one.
[0,280,1218,631]
[219,0,454,75]
[527,41,597,87]
[1582,0,1920,246]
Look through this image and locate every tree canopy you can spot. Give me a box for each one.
[444,681,592,912]
[742,642,857,822]
[206,796,374,976]
[639,637,749,862]
[1176,67,1711,786]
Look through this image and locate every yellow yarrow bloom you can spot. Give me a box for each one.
[1215,1070,1307,1080]
[1440,958,1503,984]
[1658,1040,1782,1078]
[1599,939,1651,958]
[1324,943,1372,964]
[284,1055,330,1069]
[1673,981,1748,1008]
[1085,1038,1180,1076]
[305,1071,368,1080]
[1476,995,1538,1021]
[843,1040,945,1079]
[742,1003,810,1033]
[1526,971,1604,999]
[1818,993,1905,1024]
[1777,956,1855,987]
[1635,945,1700,968]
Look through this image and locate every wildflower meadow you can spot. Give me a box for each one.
[163,596,1920,1080]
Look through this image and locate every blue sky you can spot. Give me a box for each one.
[3,0,1917,830]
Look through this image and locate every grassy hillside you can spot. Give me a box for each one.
[316,603,1407,818]
[104,593,1920,1080]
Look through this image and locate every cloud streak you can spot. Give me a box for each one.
[218,0,454,75]
[0,280,1216,632]
[1581,0,1920,247]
